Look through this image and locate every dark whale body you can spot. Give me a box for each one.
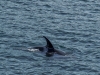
[34,36,66,57]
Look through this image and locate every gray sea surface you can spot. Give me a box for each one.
[0,0,100,75]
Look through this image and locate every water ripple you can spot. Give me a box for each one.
[0,0,100,75]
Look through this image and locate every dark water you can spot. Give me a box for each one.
[0,0,100,75]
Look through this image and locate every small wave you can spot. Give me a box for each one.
[28,48,39,52]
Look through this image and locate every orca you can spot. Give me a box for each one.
[33,36,66,57]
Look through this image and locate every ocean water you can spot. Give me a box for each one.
[0,0,100,75]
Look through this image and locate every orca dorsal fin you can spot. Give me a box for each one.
[43,36,55,52]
